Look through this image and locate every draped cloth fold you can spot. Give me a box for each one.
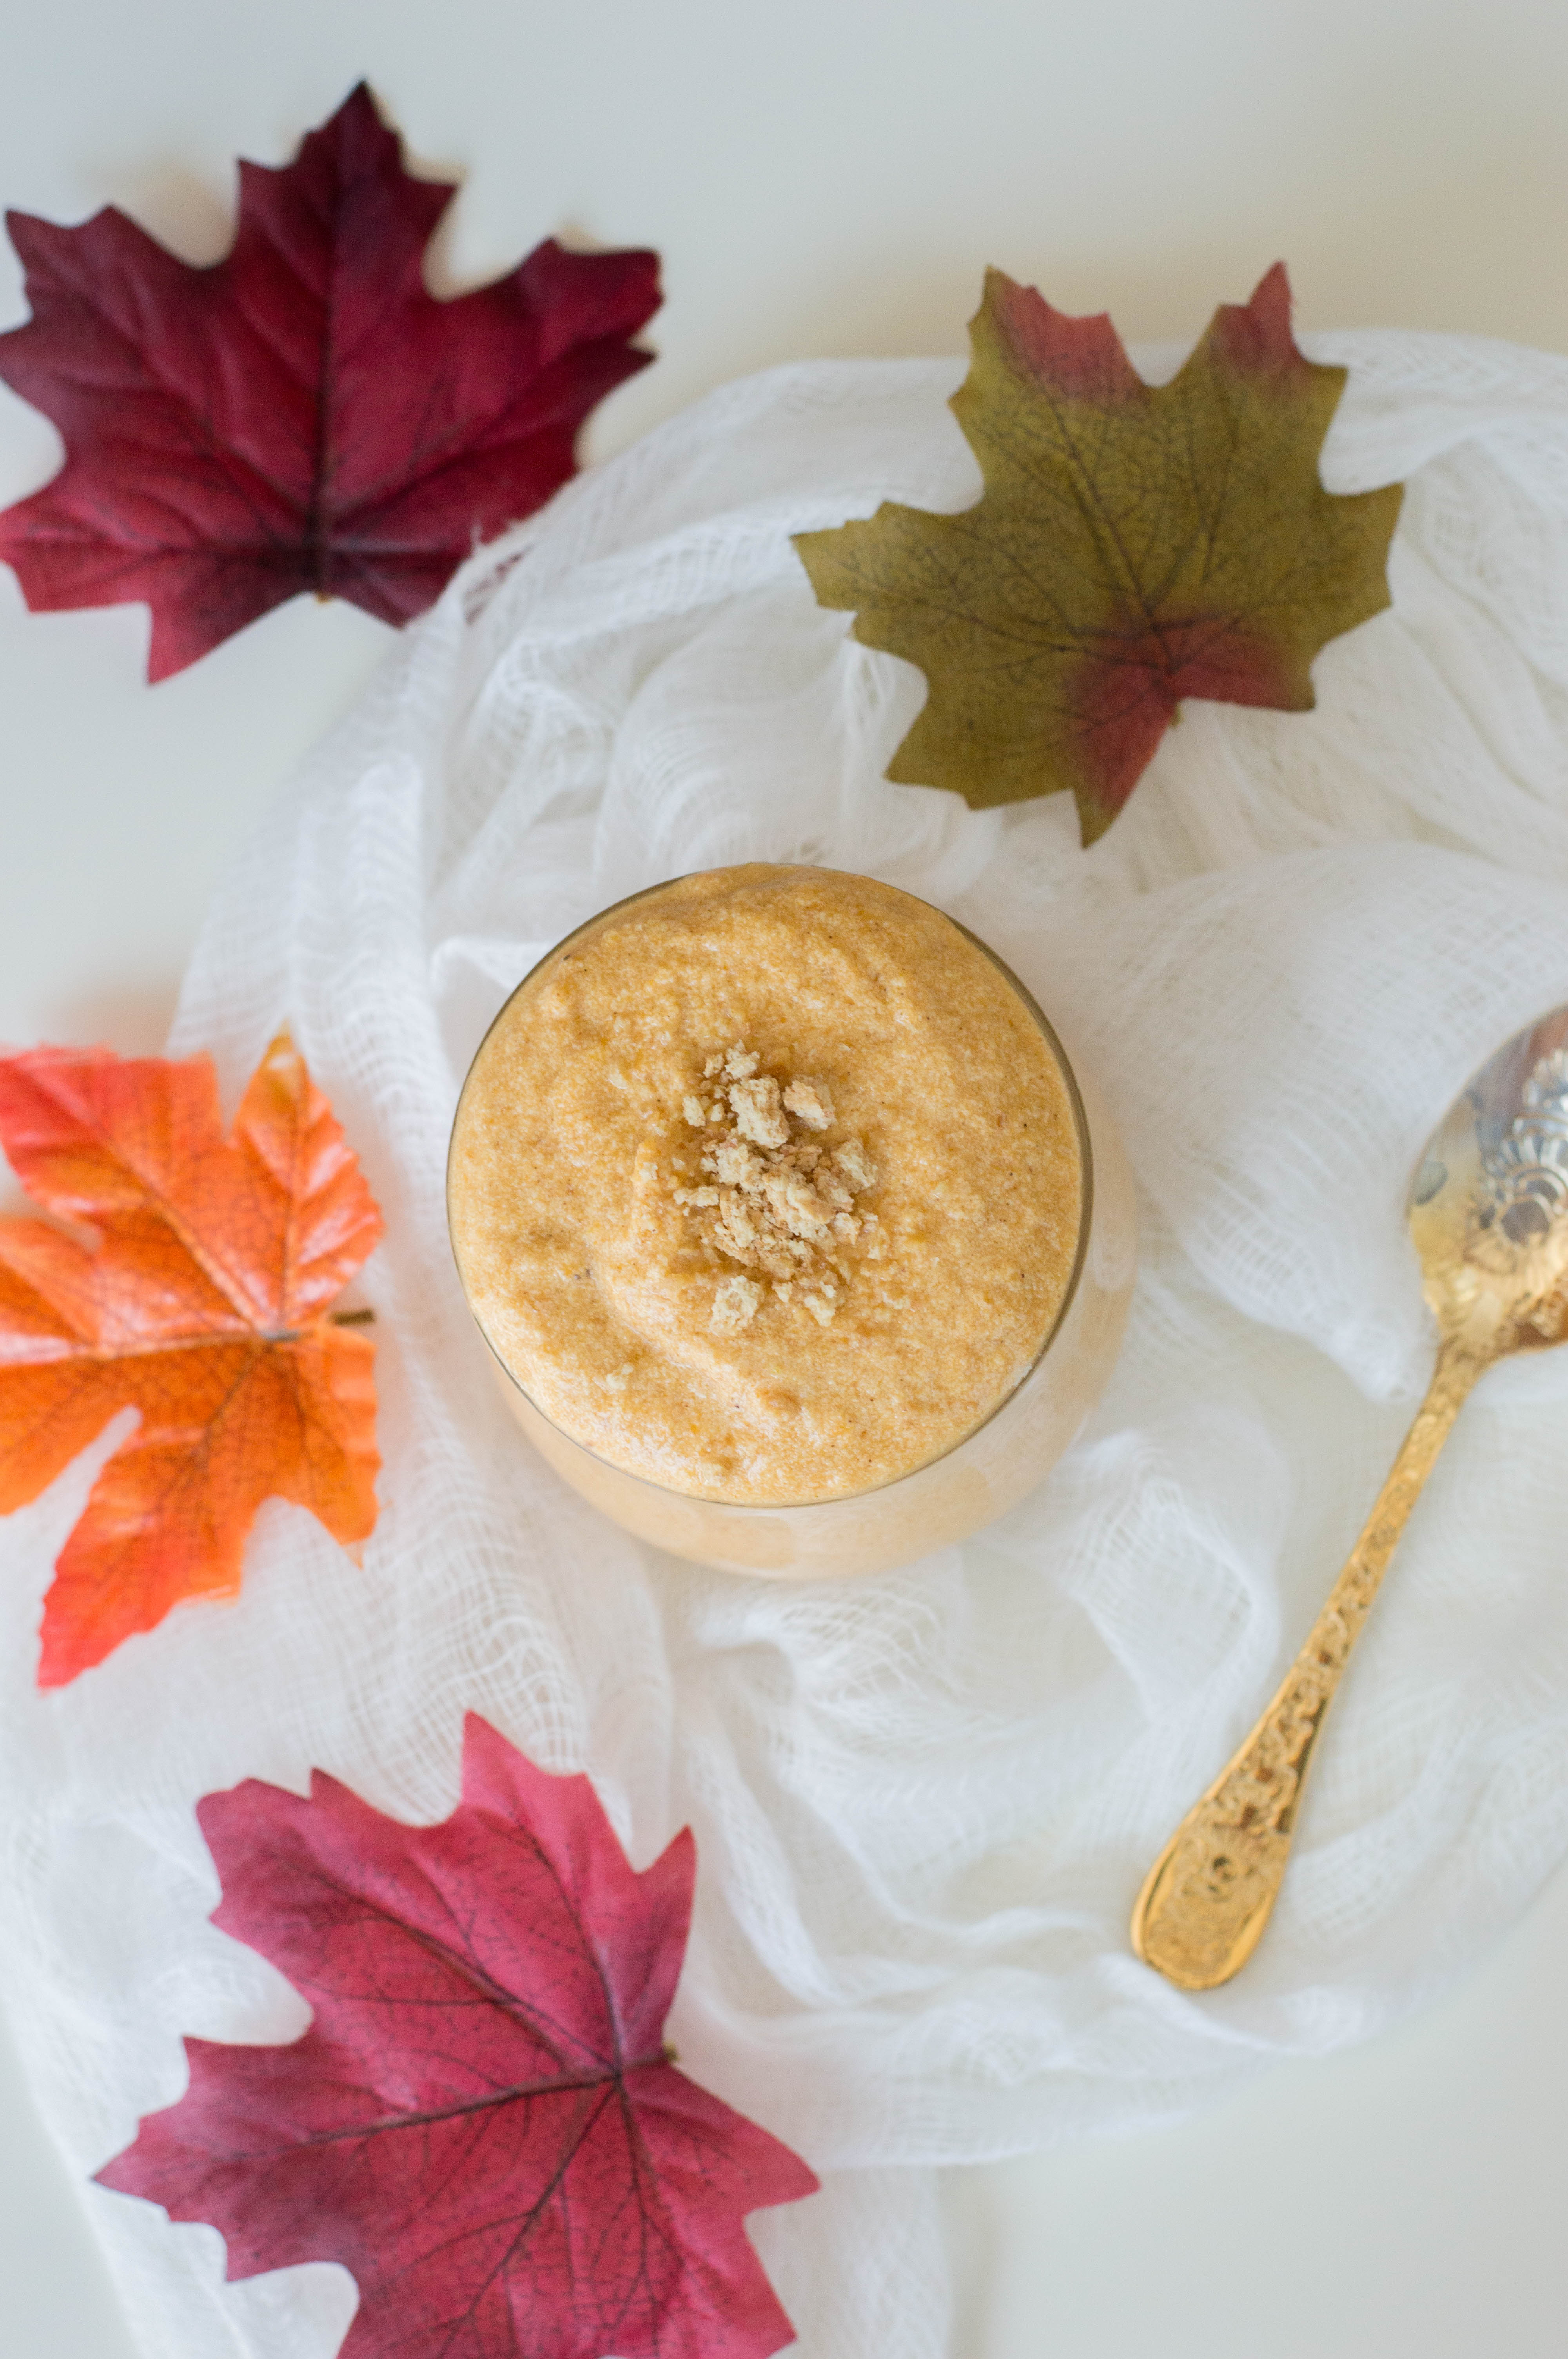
[5,330,1568,2356]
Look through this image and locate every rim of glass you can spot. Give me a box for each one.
[446,868,1095,1512]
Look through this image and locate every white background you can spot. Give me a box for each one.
[1,2,1566,2352]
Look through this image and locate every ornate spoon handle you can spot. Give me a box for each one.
[1130,1340,1485,1990]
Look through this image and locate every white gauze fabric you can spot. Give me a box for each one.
[5,328,1568,2359]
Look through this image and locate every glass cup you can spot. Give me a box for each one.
[448,876,1136,1579]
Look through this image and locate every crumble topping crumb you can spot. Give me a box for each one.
[711,1274,764,1333]
[833,1136,877,1192]
[783,1076,834,1131]
[713,1137,760,1187]
[682,1043,880,1333]
[728,1076,790,1149]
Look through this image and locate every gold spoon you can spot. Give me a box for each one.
[1131,1003,1568,1990]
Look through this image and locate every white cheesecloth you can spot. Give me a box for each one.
[5,328,1568,2359]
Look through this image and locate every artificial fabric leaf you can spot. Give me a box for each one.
[0,82,661,679]
[795,262,1403,844]
[98,1713,818,2359]
[0,1034,381,1685]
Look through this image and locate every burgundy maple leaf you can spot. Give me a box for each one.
[98,1715,817,2359]
[0,84,661,678]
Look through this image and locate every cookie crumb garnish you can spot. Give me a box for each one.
[728,1076,790,1150]
[680,1045,880,1332]
[711,1275,764,1333]
[782,1076,834,1131]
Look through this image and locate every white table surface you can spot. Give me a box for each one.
[2,4,1566,2352]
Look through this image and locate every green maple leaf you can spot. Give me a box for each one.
[795,263,1403,845]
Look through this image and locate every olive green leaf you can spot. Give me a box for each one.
[795,263,1402,844]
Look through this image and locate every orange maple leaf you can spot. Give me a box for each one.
[0,1034,383,1687]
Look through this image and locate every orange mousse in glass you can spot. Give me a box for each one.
[448,864,1134,1574]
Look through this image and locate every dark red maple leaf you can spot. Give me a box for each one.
[98,1714,817,2359]
[0,84,660,678]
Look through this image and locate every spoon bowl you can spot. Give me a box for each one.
[1131,1002,1568,1990]
[1410,1007,1568,1358]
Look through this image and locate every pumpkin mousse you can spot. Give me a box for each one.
[448,865,1084,1506]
